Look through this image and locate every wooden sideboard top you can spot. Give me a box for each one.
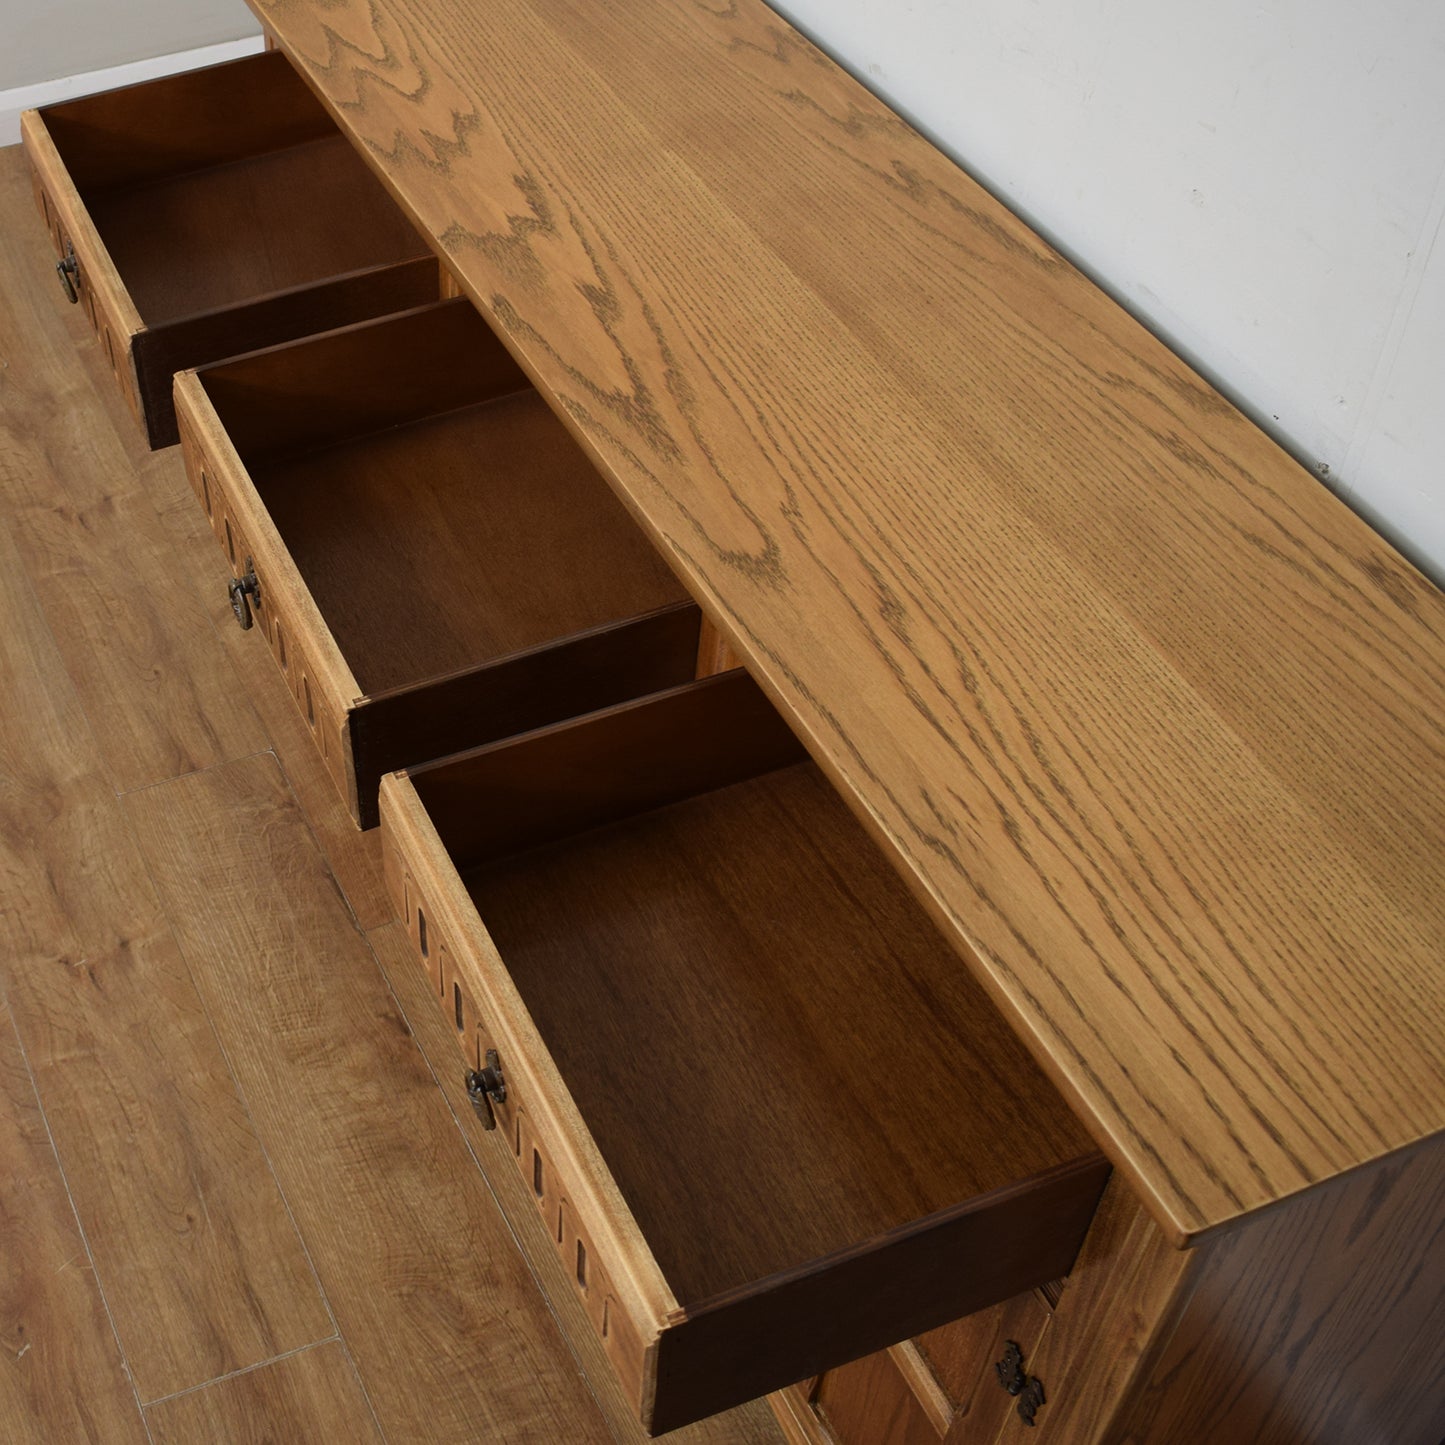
[249,0,1445,1245]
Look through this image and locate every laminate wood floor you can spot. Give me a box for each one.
[0,144,781,1445]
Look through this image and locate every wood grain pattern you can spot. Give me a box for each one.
[253,0,1445,1243]
[1016,1140,1445,1445]
[0,1002,149,1445]
[367,918,787,1445]
[144,1342,382,1444]
[123,752,618,1444]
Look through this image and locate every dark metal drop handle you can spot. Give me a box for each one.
[56,244,79,304]
[465,1051,507,1130]
[995,1341,1046,1427]
[228,564,260,631]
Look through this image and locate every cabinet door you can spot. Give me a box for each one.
[796,1288,1054,1445]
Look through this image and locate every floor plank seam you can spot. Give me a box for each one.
[113,746,280,800]
[4,1006,159,1445]
[117,760,392,1445]
[138,1334,342,1410]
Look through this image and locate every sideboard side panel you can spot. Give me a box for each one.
[1107,1134,1445,1445]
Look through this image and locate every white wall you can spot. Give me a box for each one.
[773,0,1445,585]
[0,0,259,91]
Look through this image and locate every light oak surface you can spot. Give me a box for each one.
[251,0,1445,1244]
[6,0,1443,1428]
[0,141,779,1445]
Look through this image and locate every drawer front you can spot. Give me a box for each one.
[177,403,356,813]
[382,834,650,1412]
[23,131,144,426]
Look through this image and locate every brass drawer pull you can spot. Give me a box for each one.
[465,1050,506,1130]
[56,242,79,304]
[228,560,261,630]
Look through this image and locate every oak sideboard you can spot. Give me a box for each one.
[21,2,1445,1441]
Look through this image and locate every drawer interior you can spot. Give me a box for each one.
[470,761,1086,1300]
[403,671,1110,1429]
[195,298,689,697]
[42,50,431,325]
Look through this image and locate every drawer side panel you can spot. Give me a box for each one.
[349,601,703,828]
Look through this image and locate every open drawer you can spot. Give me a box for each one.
[380,671,1111,1434]
[21,49,442,448]
[173,297,700,827]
